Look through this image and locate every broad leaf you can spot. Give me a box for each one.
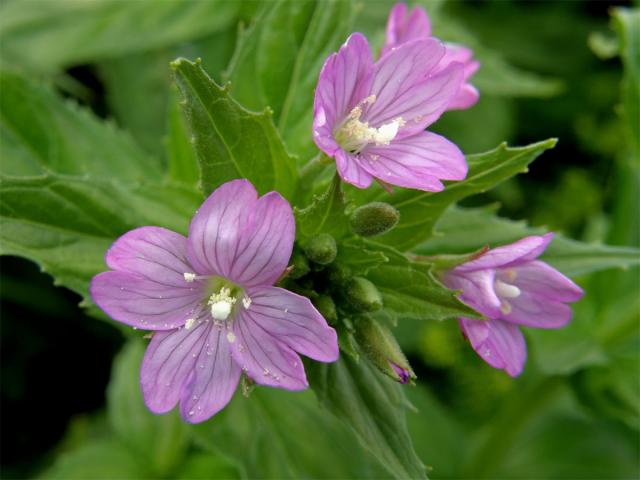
[295,174,350,242]
[308,354,427,480]
[226,0,357,160]
[0,70,160,179]
[357,139,557,251]
[416,205,640,277]
[0,0,240,72]
[172,58,297,199]
[166,94,200,187]
[0,174,199,301]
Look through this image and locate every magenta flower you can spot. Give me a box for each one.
[443,234,583,377]
[91,180,339,423]
[382,3,480,111]
[313,32,468,191]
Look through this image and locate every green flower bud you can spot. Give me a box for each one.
[346,277,383,312]
[350,202,400,237]
[289,250,310,279]
[304,233,337,265]
[327,262,352,287]
[313,295,338,325]
[355,316,415,384]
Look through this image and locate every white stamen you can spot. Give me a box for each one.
[226,331,236,343]
[207,287,237,321]
[184,318,196,330]
[242,297,252,309]
[495,280,521,298]
[500,300,512,315]
[183,272,196,282]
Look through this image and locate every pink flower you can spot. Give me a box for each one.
[313,33,468,191]
[382,3,480,111]
[443,234,583,377]
[91,180,339,423]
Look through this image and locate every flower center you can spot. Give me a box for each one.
[334,96,404,154]
[208,287,236,320]
[494,270,520,315]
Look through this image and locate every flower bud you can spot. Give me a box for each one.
[289,250,310,279]
[346,277,383,312]
[355,316,415,384]
[349,202,400,237]
[327,262,352,287]
[304,233,337,265]
[313,295,338,325]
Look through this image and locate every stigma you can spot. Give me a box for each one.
[207,287,237,321]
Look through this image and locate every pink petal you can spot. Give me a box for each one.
[364,39,449,129]
[359,130,467,191]
[455,234,554,272]
[459,318,526,377]
[187,179,257,277]
[502,291,573,329]
[382,4,432,56]
[90,271,202,330]
[229,312,309,391]
[244,286,339,362]
[336,150,374,189]
[447,84,479,110]
[227,191,295,288]
[510,260,584,302]
[444,269,502,319]
[179,324,241,423]
[312,33,374,156]
[436,44,480,111]
[140,317,211,413]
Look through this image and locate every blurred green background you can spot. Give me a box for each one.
[1,0,638,478]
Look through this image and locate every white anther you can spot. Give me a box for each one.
[336,103,405,154]
[495,280,521,298]
[500,300,512,315]
[183,272,196,282]
[184,318,196,330]
[242,297,252,309]
[226,331,236,343]
[207,287,237,321]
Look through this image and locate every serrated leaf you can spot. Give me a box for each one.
[365,243,481,322]
[416,205,640,277]
[295,174,350,242]
[0,0,240,73]
[166,93,199,186]
[352,139,557,251]
[226,0,357,161]
[308,353,427,480]
[0,70,160,180]
[108,339,189,476]
[172,58,297,199]
[0,174,200,301]
[336,237,389,275]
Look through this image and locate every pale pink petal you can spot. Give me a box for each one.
[359,130,467,191]
[460,318,526,377]
[502,291,573,329]
[244,286,339,362]
[312,32,374,156]
[140,317,211,413]
[229,312,308,391]
[186,179,256,278]
[90,271,203,330]
[227,191,294,288]
[179,325,241,423]
[382,4,432,56]
[447,84,479,110]
[366,62,464,136]
[436,44,480,111]
[336,150,374,189]
[444,269,502,319]
[508,260,584,303]
[455,234,554,272]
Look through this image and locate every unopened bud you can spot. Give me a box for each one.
[313,295,338,325]
[346,277,383,312]
[355,316,415,384]
[350,202,400,237]
[304,233,337,265]
[289,250,310,279]
[327,262,352,287]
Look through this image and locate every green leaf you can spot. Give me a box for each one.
[108,339,189,476]
[365,243,481,322]
[226,0,357,160]
[166,93,200,186]
[308,354,427,480]
[295,174,350,242]
[175,452,241,480]
[356,139,557,251]
[416,205,640,277]
[0,70,160,180]
[0,174,199,301]
[0,0,240,73]
[171,58,297,199]
[336,237,389,275]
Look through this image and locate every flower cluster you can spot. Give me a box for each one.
[91,3,583,423]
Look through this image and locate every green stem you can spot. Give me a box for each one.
[299,153,333,184]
